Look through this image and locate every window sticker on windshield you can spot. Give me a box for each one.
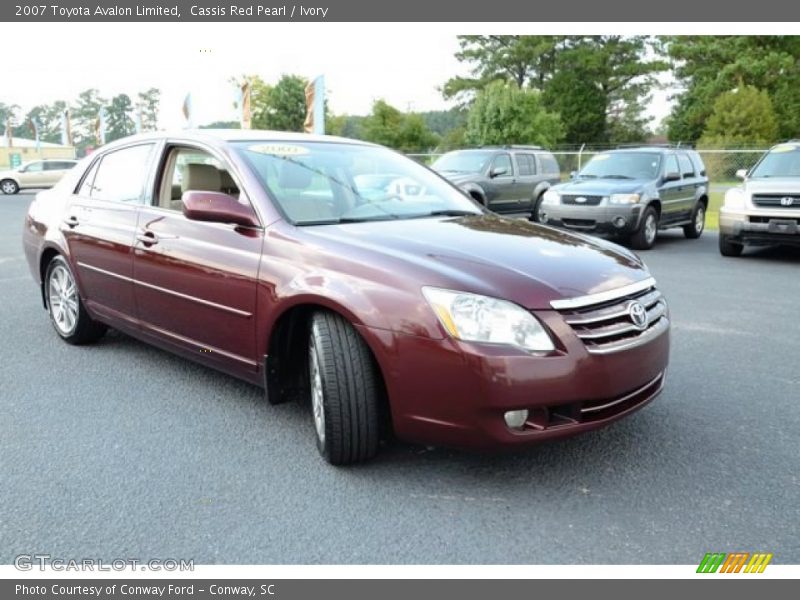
[592,154,610,161]
[771,144,798,153]
[248,144,310,156]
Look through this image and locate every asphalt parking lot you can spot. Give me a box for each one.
[1,191,798,565]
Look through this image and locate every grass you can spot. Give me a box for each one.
[706,191,723,231]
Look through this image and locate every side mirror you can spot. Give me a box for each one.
[489,167,508,178]
[182,190,259,228]
[662,171,681,183]
[569,171,577,180]
[735,169,748,181]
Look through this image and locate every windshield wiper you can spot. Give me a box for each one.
[602,174,635,179]
[407,209,481,219]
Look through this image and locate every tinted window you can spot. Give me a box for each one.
[90,144,155,203]
[689,152,706,176]
[538,153,559,174]
[515,154,532,176]
[678,154,695,178]
[663,154,680,176]
[77,160,100,197]
[432,151,493,174]
[24,162,44,173]
[492,154,513,176]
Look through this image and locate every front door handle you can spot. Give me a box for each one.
[136,231,159,246]
[63,216,80,228]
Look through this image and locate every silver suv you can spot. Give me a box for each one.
[719,141,800,256]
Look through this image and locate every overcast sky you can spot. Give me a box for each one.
[4,23,688,130]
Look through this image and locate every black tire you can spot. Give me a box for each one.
[683,202,706,239]
[44,255,107,344]
[308,311,381,465]
[530,193,546,223]
[629,206,659,250]
[719,233,744,257]
[1,179,19,195]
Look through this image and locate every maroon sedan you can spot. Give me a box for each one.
[23,131,669,464]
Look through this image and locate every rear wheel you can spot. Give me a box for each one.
[719,234,744,257]
[45,255,107,344]
[308,311,381,465]
[683,203,706,239]
[629,206,659,250]
[1,179,19,194]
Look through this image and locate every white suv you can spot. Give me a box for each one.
[719,142,800,256]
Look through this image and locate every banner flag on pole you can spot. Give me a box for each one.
[61,109,73,146]
[182,93,193,129]
[304,75,325,135]
[5,119,12,149]
[28,117,40,152]
[95,109,107,146]
[240,81,252,130]
[134,106,143,134]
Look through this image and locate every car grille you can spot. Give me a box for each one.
[561,194,603,206]
[562,218,597,228]
[752,194,800,209]
[552,280,668,354]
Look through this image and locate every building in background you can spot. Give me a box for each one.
[0,137,76,169]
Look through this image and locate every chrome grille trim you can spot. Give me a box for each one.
[550,277,656,310]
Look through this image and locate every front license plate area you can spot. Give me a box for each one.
[768,219,798,234]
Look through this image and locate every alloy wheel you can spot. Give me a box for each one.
[48,264,79,335]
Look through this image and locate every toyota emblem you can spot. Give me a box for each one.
[628,301,649,330]
[780,196,795,207]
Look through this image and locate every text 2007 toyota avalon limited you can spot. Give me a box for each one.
[23,130,669,464]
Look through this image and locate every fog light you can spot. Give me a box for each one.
[504,409,529,429]
[613,216,627,228]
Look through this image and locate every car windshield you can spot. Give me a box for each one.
[579,152,661,180]
[235,141,482,225]
[432,151,494,174]
[749,144,800,178]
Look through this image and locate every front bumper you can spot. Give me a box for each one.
[541,202,643,234]
[359,308,670,451]
[720,207,800,246]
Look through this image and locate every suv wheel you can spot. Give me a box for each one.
[1,179,19,194]
[308,311,381,465]
[629,206,659,250]
[531,194,546,223]
[683,203,706,239]
[719,234,744,257]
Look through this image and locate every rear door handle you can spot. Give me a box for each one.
[136,231,159,245]
[63,216,80,228]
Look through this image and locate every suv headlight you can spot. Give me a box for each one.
[422,287,555,352]
[723,188,746,210]
[609,193,641,205]
[542,190,560,205]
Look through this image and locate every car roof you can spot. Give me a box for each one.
[102,129,374,148]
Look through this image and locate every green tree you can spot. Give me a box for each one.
[72,89,106,151]
[264,74,307,132]
[360,100,440,152]
[664,36,800,141]
[105,94,135,142]
[19,102,68,143]
[464,81,563,147]
[137,88,161,131]
[700,86,778,146]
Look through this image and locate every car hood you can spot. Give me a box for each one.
[553,178,650,196]
[743,178,800,194]
[435,171,482,186]
[301,215,649,309]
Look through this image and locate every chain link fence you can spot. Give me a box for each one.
[409,148,769,185]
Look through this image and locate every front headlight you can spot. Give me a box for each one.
[422,287,555,352]
[542,189,560,205]
[609,193,641,205]
[723,188,746,210]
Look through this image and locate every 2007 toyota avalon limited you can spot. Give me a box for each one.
[23,130,670,464]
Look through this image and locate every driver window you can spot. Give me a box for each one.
[492,154,512,176]
[158,146,243,212]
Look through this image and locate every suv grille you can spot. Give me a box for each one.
[752,194,800,209]
[561,194,603,206]
[552,280,668,355]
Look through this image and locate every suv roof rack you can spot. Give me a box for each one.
[479,144,544,150]
[615,143,695,150]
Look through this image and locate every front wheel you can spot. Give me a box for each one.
[1,179,19,194]
[719,234,744,257]
[308,311,381,465]
[530,194,546,223]
[45,255,107,344]
[629,206,659,250]
[683,203,706,239]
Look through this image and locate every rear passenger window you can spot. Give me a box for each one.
[90,144,155,204]
[678,154,695,178]
[538,153,560,174]
[690,153,706,176]
[515,154,533,176]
